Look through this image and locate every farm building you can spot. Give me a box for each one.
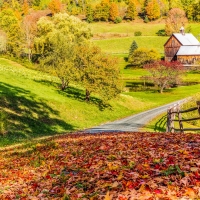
[164,30,200,66]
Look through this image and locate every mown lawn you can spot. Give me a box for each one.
[0,132,199,199]
[89,22,200,37]
[93,36,168,55]
[89,21,165,36]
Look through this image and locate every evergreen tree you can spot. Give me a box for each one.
[128,40,138,60]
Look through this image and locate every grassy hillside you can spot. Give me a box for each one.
[91,22,200,55]
[1,58,200,146]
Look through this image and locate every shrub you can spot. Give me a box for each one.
[144,16,149,23]
[134,31,142,36]
[114,16,122,24]
[156,29,166,36]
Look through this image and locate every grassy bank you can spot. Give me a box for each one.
[0,58,199,146]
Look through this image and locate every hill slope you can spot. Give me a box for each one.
[0,58,154,146]
[1,58,200,146]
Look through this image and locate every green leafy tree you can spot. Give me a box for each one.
[191,1,200,22]
[159,0,169,16]
[165,8,188,35]
[128,47,160,67]
[181,0,193,20]
[126,0,138,20]
[35,13,92,89]
[128,40,138,61]
[76,45,121,102]
[86,4,94,23]
[146,0,160,20]
[144,60,184,93]
[40,33,78,90]
[0,30,6,53]
[35,13,92,55]
[94,0,110,21]
[0,8,22,56]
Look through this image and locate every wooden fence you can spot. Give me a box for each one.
[166,101,200,133]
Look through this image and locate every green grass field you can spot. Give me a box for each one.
[91,22,200,55]
[89,22,200,37]
[89,21,165,36]
[93,36,168,55]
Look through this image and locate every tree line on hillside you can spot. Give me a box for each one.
[1,0,200,23]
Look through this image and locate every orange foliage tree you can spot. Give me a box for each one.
[23,0,29,15]
[109,2,119,22]
[48,0,62,14]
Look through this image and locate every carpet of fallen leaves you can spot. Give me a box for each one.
[0,132,200,200]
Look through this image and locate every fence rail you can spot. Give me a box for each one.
[166,101,200,133]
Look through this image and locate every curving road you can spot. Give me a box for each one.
[86,99,187,133]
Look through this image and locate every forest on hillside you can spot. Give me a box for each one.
[1,0,200,23]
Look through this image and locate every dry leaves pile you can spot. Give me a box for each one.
[0,132,200,200]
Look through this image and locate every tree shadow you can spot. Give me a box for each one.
[0,82,74,145]
[58,86,112,111]
[35,79,112,111]
[154,115,167,132]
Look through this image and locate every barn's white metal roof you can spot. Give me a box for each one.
[173,33,200,45]
[177,45,200,55]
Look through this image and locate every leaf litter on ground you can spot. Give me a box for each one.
[0,132,200,199]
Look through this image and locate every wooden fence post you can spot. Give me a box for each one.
[166,108,171,132]
[197,101,200,116]
[177,103,184,133]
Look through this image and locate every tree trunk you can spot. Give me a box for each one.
[60,78,69,91]
[85,89,90,102]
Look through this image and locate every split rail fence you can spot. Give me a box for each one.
[166,101,200,133]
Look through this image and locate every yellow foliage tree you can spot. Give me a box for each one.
[126,0,138,20]
[146,0,160,20]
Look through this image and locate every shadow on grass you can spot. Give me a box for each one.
[35,79,112,111]
[154,115,167,132]
[59,86,112,111]
[143,115,167,132]
[0,82,74,146]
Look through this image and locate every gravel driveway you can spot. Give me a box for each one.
[86,99,187,133]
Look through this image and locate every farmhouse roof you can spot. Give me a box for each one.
[173,33,200,45]
[177,45,200,55]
